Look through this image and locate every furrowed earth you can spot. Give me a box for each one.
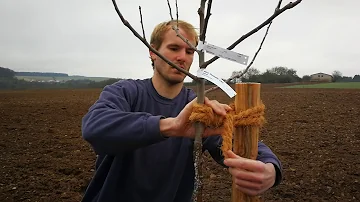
[1,84,359,201]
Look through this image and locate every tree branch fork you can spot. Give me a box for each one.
[111,0,301,84]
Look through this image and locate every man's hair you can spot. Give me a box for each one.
[149,20,199,67]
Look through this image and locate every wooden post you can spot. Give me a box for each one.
[231,83,261,202]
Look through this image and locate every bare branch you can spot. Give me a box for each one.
[276,0,283,11]
[167,0,200,53]
[111,0,198,81]
[230,0,284,81]
[138,6,146,40]
[176,0,179,25]
[197,1,206,45]
[200,0,302,68]
[199,0,213,42]
[238,22,272,77]
[172,25,199,52]
[204,0,285,94]
[204,23,272,94]
[166,0,196,52]
[167,0,173,20]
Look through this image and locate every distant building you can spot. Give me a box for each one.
[310,73,333,82]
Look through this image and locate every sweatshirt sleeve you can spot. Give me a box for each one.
[202,135,227,167]
[204,138,283,187]
[257,141,283,187]
[81,81,168,155]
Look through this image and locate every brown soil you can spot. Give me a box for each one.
[1,85,359,202]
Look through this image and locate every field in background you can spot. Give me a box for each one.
[1,85,359,201]
[15,75,112,82]
[283,82,360,89]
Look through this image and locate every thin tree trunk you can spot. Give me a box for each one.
[192,1,206,201]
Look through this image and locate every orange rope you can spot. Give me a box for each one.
[189,102,266,158]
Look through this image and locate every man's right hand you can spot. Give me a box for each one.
[160,97,231,138]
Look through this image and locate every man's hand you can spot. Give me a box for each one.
[160,97,231,138]
[223,150,276,196]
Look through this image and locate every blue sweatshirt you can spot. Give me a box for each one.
[81,78,282,202]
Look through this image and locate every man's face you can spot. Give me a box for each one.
[150,27,196,85]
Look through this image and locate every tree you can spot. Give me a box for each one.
[332,70,343,82]
[230,67,260,83]
[0,67,15,78]
[111,0,302,200]
[267,66,297,76]
[257,66,300,83]
[302,75,311,82]
[353,75,360,82]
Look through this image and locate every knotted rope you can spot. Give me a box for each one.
[189,102,266,158]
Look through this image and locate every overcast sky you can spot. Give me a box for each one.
[0,0,359,81]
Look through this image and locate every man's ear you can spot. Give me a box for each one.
[149,50,155,61]
[149,44,156,61]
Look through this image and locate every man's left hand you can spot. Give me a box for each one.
[223,150,276,196]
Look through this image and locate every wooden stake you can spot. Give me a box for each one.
[232,83,261,202]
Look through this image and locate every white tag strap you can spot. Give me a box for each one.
[197,41,249,65]
[197,69,237,98]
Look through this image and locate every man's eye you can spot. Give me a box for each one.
[170,47,178,51]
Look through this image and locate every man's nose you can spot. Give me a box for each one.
[176,50,186,62]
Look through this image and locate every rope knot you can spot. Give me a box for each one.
[189,101,266,158]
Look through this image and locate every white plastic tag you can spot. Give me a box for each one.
[197,41,249,65]
[197,69,236,98]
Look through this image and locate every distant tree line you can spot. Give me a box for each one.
[0,66,121,90]
[0,67,15,78]
[225,67,360,84]
[329,70,360,82]
[1,66,359,90]
[244,66,300,83]
[0,77,122,90]
[15,72,69,77]
[183,67,360,86]
[352,75,360,81]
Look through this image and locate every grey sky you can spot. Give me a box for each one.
[0,0,359,81]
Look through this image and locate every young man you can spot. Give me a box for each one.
[81,20,282,202]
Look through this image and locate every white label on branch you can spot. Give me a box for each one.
[197,41,249,65]
[197,69,236,98]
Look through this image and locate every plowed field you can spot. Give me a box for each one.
[1,84,359,201]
